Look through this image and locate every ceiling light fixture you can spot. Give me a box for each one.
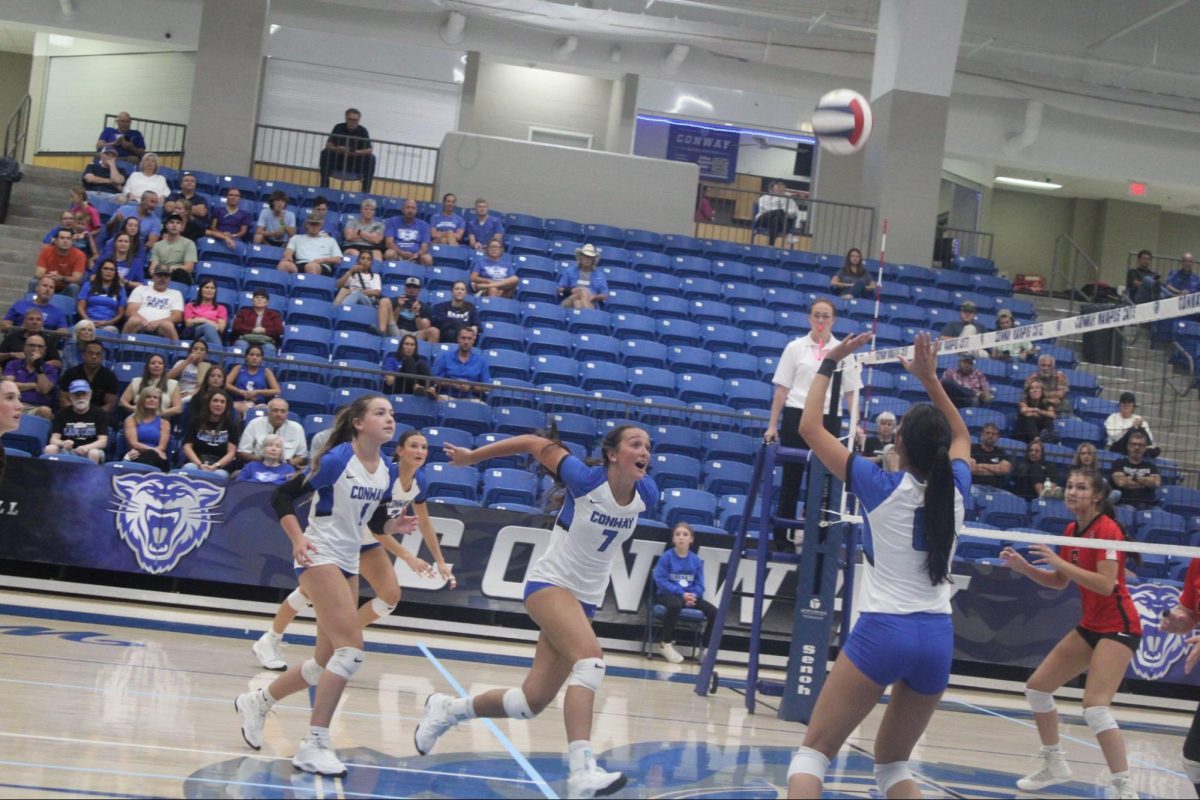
[994,176,1062,190]
[440,11,466,45]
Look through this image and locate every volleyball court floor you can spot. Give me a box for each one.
[0,588,1192,799]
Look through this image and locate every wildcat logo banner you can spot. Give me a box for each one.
[110,474,224,574]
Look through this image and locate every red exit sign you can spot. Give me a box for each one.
[1129,182,1147,197]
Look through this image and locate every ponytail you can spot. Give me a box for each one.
[898,403,956,585]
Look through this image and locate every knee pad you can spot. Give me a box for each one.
[1183,757,1200,783]
[567,658,605,693]
[787,746,830,783]
[1024,687,1056,714]
[286,588,312,612]
[326,646,364,680]
[1083,705,1118,736]
[502,688,535,720]
[301,658,324,686]
[370,596,397,618]
[874,761,913,794]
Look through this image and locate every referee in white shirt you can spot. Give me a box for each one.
[764,298,863,550]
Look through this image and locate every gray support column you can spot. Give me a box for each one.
[184,0,268,175]
[457,51,481,134]
[604,74,638,155]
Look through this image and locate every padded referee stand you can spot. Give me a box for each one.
[642,566,706,660]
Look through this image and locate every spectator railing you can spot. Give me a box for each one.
[693,184,876,259]
[1049,233,1105,315]
[3,95,31,163]
[251,124,438,201]
[938,227,994,262]
[103,113,187,168]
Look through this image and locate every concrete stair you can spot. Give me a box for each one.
[0,163,81,310]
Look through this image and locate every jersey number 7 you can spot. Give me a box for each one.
[597,528,619,552]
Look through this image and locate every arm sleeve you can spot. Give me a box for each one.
[557,455,598,495]
[652,555,680,596]
[846,453,902,512]
[264,310,284,339]
[1182,560,1200,611]
[414,472,429,504]
[270,471,311,520]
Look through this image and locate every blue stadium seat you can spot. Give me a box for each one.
[257,180,302,205]
[502,212,544,237]
[193,261,243,292]
[1160,486,1200,517]
[573,333,621,363]
[582,223,624,247]
[723,283,765,308]
[280,381,332,417]
[537,383,589,415]
[470,433,520,469]
[743,244,781,267]
[427,266,471,292]
[712,351,759,380]
[977,491,1029,528]
[550,412,597,448]
[438,400,492,436]
[506,234,549,257]
[521,303,569,330]
[332,330,381,362]
[289,273,338,302]
[624,230,663,252]
[910,286,951,309]
[608,312,653,342]
[285,297,335,329]
[960,407,1008,434]
[749,265,792,289]
[757,355,780,382]
[197,236,246,266]
[217,174,259,200]
[662,234,706,257]
[1054,418,1103,448]
[620,339,669,369]
[525,327,574,358]
[601,266,641,291]
[956,534,1003,561]
[638,271,679,295]
[667,345,713,375]
[667,255,712,280]
[649,425,703,459]
[302,413,334,443]
[644,294,691,321]
[627,366,676,396]
[544,218,584,241]
[1030,498,1074,534]
[428,245,472,270]
[281,325,332,358]
[423,463,478,501]
[513,255,558,283]
[1072,396,1117,426]
[329,359,382,390]
[703,460,755,496]
[605,289,646,314]
[699,323,744,353]
[600,246,631,268]
[679,276,723,301]
[701,239,743,260]
[717,494,749,534]
[475,296,521,324]
[1,415,51,455]
[761,287,806,312]
[484,349,531,381]
[1134,509,1188,545]
[650,454,702,491]
[530,355,579,386]
[687,299,733,325]
[481,467,538,507]
[656,318,702,348]
[676,372,726,404]
[333,304,378,334]
[630,250,670,272]
[700,431,756,464]
[1063,369,1100,397]
[418,426,474,462]
[244,243,285,271]
[491,405,545,436]
[973,274,1013,297]
[579,361,628,393]
[240,266,289,297]
[661,488,718,528]
[480,321,526,351]
[745,329,789,357]
[731,304,775,332]
[722,379,770,411]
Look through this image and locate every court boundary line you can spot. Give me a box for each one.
[417,641,558,799]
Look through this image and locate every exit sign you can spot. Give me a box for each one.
[1129,182,1147,197]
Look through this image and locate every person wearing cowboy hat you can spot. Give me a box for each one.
[558,243,609,309]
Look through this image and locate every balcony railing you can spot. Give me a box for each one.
[103,113,187,166]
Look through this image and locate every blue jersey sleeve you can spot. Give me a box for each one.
[557,455,606,497]
[307,442,354,490]
[636,476,659,514]
[414,470,429,504]
[847,453,903,513]
[951,458,972,500]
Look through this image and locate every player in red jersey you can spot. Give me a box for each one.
[1161,559,1200,797]
[1001,468,1141,799]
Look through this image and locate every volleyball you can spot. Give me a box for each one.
[811,89,873,155]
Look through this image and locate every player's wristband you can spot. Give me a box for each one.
[816,357,837,379]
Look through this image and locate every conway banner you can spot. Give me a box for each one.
[0,460,1195,688]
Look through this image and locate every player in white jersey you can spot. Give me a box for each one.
[787,332,972,799]
[414,424,657,799]
[235,395,411,777]
[251,429,455,669]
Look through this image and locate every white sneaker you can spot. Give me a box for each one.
[1109,776,1139,799]
[292,736,346,777]
[414,692,458,756]
[234,690,270,750]
[1016,749,1072,791]
[658,642,684,664]
[253,632,287,670]
[567,766,627,798]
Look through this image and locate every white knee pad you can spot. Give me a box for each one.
[567,658,606,693]
[286,588,312,612]
[874,761,914,794]
[326,646,364,680]
[1025,687,1056,714]
[370,596,397,618]
[502,688,535,719]
[301,658,324,686]
[1183,757,1200,783]
[1083,705,1118,736]
[787,746,830,783]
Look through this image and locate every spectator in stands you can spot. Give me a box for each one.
[989,308,1037,362]
[829,248,876,299]
[253,190,296,247]
[464,198,503,250]
[182,277,227,349]
[167,172,210,222]
[941,353,992,408]
[61,319,94,371]
[1024,354,1071,415]
[334,250,392,334]
[122,386,169,471]
[754,180,804,247]
[186,363,227,423]
[180,389,240,479]
[429,193,466,245]
[76,260,126,333]
[385,199,433,266]
[82,146,126,198]
[558,243,609,310]
[341,198,385,260]
[3,277,68,335]
[319,108,374,192]
[209,188,253,249]
[43,211,77,245]
[1072,442,1100,472]
[432,327,490,400]
[2,334,57,420]
[1104,391,1159,457]
[0,308,62,368]
[277,214,343,275]
[1011,438,1062,500]
[235,433,295,484]
[117,153,170,205]
[1110,429,1160,509]
[150,213,198,284]
[69,189,101,233]
[96,111,146,163]
[970,422,1012,489]
[237,397,307,468]
[177,199,207,242]
[939,300,984,341]
[428,280,478,345]
[44,379,108,463]
[226,344,281,416]
[123,266,183,341]
[1164,252,1199,297]
[97,229,146,286]
[305,195,340,238]
[694,186,715,223]
[653,522,717,664]
[168,339,213,409]
[857,410,899,470]
[386,276,435,340]
[383,333,436,399]
[119,353,182,418]
[1014,380,1056,442]
[32,228,86,298]
[57,339,117,414]
[1126,249,1157,302]
[70,210,100,266]
[231,288,283,356]
[470,240,518,298]
[109,191,162,249]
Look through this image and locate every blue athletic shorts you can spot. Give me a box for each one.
[360,542,381,553]
[294,565,356,579]
[842,612,954,696]
[523,580,596,619]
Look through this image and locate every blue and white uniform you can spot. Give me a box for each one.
[301,442,398,575]
[361,469,428,551]
[524,455,658,615]
[841,453,971,694]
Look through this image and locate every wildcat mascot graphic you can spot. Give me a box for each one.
[111,474,224,574]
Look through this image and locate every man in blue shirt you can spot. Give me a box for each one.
[429,193,466,245]
[432,327,490,399]
[82,146,127,197]
[464,198,503,250]
[470,240,518,298]
[111,191,163,247]
[1165,252,1200,297]
[385,199,433,266]
[95,112,146,163]
[1,278,69,335]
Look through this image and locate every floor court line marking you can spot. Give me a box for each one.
[0,781,162,800]
[417,641,558,800]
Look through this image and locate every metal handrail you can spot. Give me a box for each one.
[1160,342,1194,429]
[1050,233,1104,317]
[103,113,187,160]
[3,95,31,162]
[251,124,438,190]
[939,227,994,261]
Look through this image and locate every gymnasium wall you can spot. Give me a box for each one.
[0,52,32,124]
